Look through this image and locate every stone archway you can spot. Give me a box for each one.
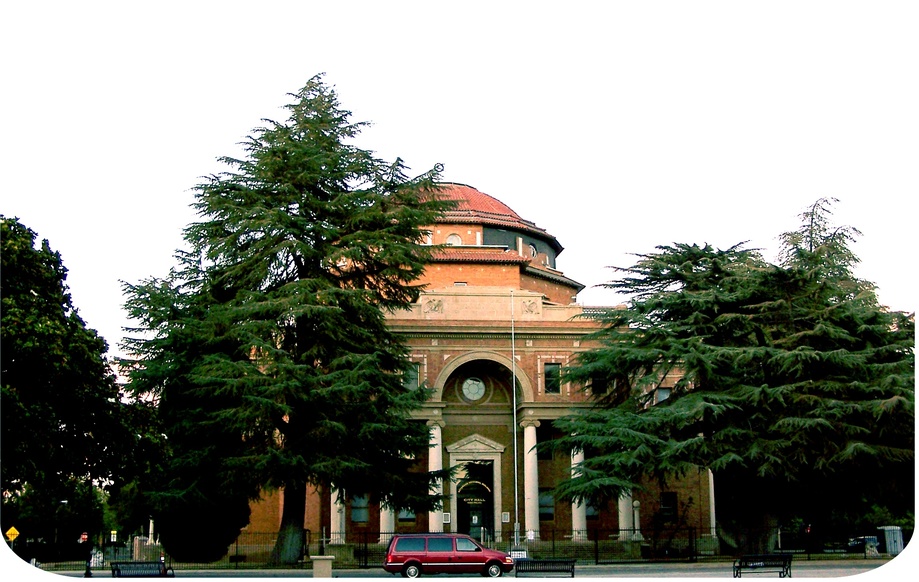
[433,350,533,403]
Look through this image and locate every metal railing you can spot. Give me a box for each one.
[27,525,909,573]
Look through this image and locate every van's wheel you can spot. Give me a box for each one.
[403,563,422,578]
[484,562,503,577]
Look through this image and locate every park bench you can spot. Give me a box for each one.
[514,558,576,577]
[111,561,175,577]
[732,554,792,578]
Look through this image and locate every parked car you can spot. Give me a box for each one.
[383,533,515,577]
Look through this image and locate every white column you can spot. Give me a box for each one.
[708,469,716,532]
[701,469,718,554]
[618,493,633,540]
[330,488,346,544]
[522,420,540,539]
[380,507,395,544]
[570,449,587,541]
[428,421,445,532]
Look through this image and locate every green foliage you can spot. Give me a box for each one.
[1,217,145,544]
[3,478,104,544]
[548,200,914,529]
[122,75,454,563]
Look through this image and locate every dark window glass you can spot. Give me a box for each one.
[660,492,677,522]
[427,537,453,552]
[536,424,553,460]
[395,537,425,552]
[403,363,420,390]
[545,363,561,394]
[351,495,369,523]
[586,504,599,520]
[539,490,555,521]
[591,374,609,394]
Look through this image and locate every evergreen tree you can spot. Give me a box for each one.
[122,75,454,564]
[547,200,914,550]
[1,217,136,548]
[121,259,252,561]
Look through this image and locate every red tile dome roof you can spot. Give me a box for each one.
[434,183,558,249]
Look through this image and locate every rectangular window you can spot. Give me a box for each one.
[590,374,609,394]
[586,504,599,520]
[544,363,561,394]
[536,424,553,460]
[397,509,416,523]
[539,489,555,521]
[351,495,369,523]
[395,537,425,552]
[427,537,453,552]
[403,362,420,390]
[655,387,671,404]
[660,491,677,522]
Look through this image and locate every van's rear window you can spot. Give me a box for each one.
[395,538,426,552]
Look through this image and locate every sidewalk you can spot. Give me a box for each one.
[45,557,900,578]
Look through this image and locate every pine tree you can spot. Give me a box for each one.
[121,256,254,561]
[122,75,454,563]
[548,200,914,550]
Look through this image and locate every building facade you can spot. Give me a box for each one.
[248,183,715,543]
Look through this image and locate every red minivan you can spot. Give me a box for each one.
[383,533,515,577]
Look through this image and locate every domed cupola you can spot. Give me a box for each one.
[423,183,583,304]
[434,183,563,256]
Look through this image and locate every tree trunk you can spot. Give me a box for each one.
[270,482,307,565]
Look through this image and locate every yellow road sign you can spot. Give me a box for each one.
[5,526,19,542]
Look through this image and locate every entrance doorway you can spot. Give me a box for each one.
[446,434,506,542]
[456,461,494,540]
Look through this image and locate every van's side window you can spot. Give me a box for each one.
[456,538,478,552]
[427,537,453,552]
[395,538,425,552]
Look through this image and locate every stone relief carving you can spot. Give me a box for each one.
[521,299,539,314]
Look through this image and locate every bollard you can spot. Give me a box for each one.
[310,555,334,578]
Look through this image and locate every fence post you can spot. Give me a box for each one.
[594,530,599,565]
[689,527,697,563]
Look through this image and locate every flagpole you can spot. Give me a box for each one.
[511,289,520,546]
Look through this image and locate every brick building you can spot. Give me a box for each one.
[248,183,715,543]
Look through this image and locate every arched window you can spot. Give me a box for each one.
[446,233,462,245]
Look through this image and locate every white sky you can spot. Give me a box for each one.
[3,1,917,359]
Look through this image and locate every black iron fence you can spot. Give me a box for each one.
[25,525,909,573]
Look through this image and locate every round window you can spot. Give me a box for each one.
[461,377,486,401]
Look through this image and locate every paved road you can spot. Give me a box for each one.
[48,557,903,578]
